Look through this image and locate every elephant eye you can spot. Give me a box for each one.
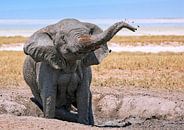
[60,34,67,44]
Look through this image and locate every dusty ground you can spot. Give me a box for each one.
[0,85,184,129]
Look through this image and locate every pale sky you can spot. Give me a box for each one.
[0,0,183,19]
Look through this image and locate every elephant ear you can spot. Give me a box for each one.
[82,22,109,67]
[23,32,66,70]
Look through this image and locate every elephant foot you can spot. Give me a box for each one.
[88,115,94,126]
[55,106,78,123]
[30,97,43,111]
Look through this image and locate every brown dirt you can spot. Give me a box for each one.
[0,86,184,129]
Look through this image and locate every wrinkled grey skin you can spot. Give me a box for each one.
[23,18,136,125]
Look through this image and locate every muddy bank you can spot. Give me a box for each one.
[92,87,184,127]
[0,114,97,130]
[0,86,184,129]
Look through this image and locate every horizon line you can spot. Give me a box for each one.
[0,18,184,25]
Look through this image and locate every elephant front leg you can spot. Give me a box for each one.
[38,63,58,118]
[76,67,94,125]
[77,90,94,125]
[76,87,90,125]
[40,82,57,118]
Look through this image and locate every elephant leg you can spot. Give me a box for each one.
[76,88,89,125]
[40,83,57,118]
[55,106,78,122]
[76,67,92,125]
[23,56,42,108]
[38,63,58,118]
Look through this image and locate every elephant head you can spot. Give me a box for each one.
[24,19,136,69]
[53,19,137,61]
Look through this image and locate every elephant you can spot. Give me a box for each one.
[23,18,136,125]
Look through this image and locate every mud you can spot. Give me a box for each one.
[0,86,184,129]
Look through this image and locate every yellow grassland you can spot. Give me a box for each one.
[92,52,184,90]
[1,35,184,46]
[0,36,27,44]
[111,35,184,46]
[0,51,183,91]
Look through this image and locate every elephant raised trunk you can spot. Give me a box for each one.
[78,21,137,50]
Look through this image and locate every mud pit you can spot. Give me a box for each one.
[0,86,184,129]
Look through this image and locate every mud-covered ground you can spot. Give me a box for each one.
[0,86,184,129]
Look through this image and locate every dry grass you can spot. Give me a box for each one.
[1,35,184,46]
[0,51,25,87]
[110,35,184,46]
[0,36,27,45]
[92,52,184,90]
[0,51,184,91]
